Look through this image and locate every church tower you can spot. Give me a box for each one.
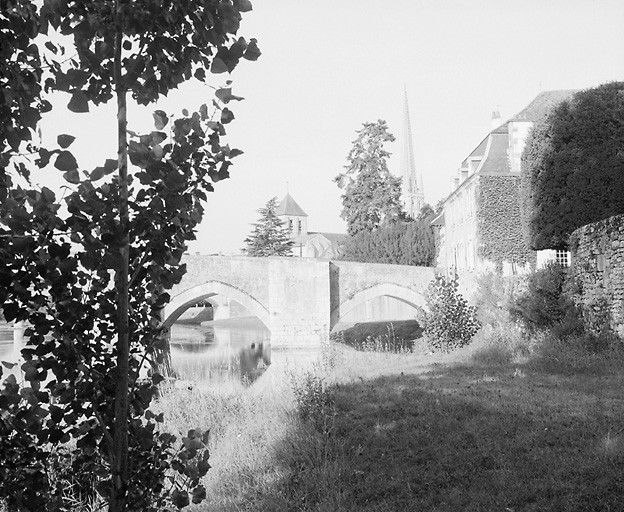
[400,88,425,218]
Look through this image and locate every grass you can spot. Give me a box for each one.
[154,331,624,511]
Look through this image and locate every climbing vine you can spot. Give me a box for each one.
[476,175,535,270]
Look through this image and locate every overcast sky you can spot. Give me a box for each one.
[39,0,624,255]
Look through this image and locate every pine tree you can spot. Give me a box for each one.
[335,120,404,236]
[243,197,294,256]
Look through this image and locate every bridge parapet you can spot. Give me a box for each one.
[165,256,435,347]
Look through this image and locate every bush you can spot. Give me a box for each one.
[290,370,335,435]
[510,262,583,336]
[423,274,480,351]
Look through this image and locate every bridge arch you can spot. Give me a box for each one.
[331,282,427,331]
[163,280,270,329]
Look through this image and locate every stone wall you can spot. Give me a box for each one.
[569,214,624,337]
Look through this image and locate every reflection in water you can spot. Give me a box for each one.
[0,319,275,387]
[169,319,271,385]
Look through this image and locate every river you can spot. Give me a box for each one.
[0,318,283,387]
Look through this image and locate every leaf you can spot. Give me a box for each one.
[153,110,169,130]
[63,170,81,184]
[1,361,16,369]
[199,104,209,121]
[192,485,207,504]
[243,38,261,61]
[234,0,253,12]
[221,108,235,124]
[151,131,167,145]
[172,489,190,509]
[152,144,164,159]
[67,90,89,113]
[182,108,189,117]
[194,67,206,81]
[54,151,78,172]
[57,134,76,148]
[210,57,229,74]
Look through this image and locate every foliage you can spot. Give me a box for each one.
[477,175,535,269]
[290,370,335,435]
[340,220,435,266]
[335,120,404,236]
[243,196,293,256]
[333,320,423,353]
[423,274,480,350]
[509,262,583,337]
[521,82,624,250]
[0,1,258,510]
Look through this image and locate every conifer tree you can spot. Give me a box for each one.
[335,120,404,236]
[243,197,293,256]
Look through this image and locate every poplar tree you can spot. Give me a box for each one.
[335,120,404,236]
[0,1,259,510]
[243,197,294,256]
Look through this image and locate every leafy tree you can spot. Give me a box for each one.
[335,120,404,236]
[340,220,435,266]
[0,1,258,510]
[521,82,624,250]
[243,197,294,256]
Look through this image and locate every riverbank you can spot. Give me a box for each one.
[157,338,624,511]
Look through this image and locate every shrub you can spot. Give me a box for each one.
[290,371,335,435]
[423,274,481,351]
[510,262,583,336]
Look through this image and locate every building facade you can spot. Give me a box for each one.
[433,91,575,275]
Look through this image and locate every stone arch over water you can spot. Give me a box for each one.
[330,282,427,331]
[163,280,271,330]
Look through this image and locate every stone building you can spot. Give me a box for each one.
[275,193,347,259]
[432,90,576,275]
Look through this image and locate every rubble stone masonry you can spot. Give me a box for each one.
[569,214,624,337]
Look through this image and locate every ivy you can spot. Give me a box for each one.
[476,175,535,270]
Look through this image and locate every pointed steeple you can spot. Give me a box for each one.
[400,87,425,218]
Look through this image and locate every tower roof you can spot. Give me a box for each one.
[275,193,308,217]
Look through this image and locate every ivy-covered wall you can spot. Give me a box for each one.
[569,214,624,337]
[476,175,535,270]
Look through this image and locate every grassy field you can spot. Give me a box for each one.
[157,335,624,512]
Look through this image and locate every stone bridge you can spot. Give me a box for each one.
[164,255,435,347]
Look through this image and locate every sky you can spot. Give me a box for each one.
[37,0,624,255]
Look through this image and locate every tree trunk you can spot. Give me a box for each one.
[111,5,130,510]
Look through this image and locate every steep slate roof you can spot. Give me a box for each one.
[478,130,511,174]
[275,193,308,217]
[509,90,577,123]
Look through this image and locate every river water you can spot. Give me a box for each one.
[0,318,289,388]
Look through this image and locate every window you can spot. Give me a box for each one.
[297,219,302,234]
[556,250,570,267]
[288,219,293,232]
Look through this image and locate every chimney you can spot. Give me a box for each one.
[491,110,501,131]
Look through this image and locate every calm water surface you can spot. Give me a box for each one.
[0,319,282,386]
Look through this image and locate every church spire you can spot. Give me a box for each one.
[400,87,425,218]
